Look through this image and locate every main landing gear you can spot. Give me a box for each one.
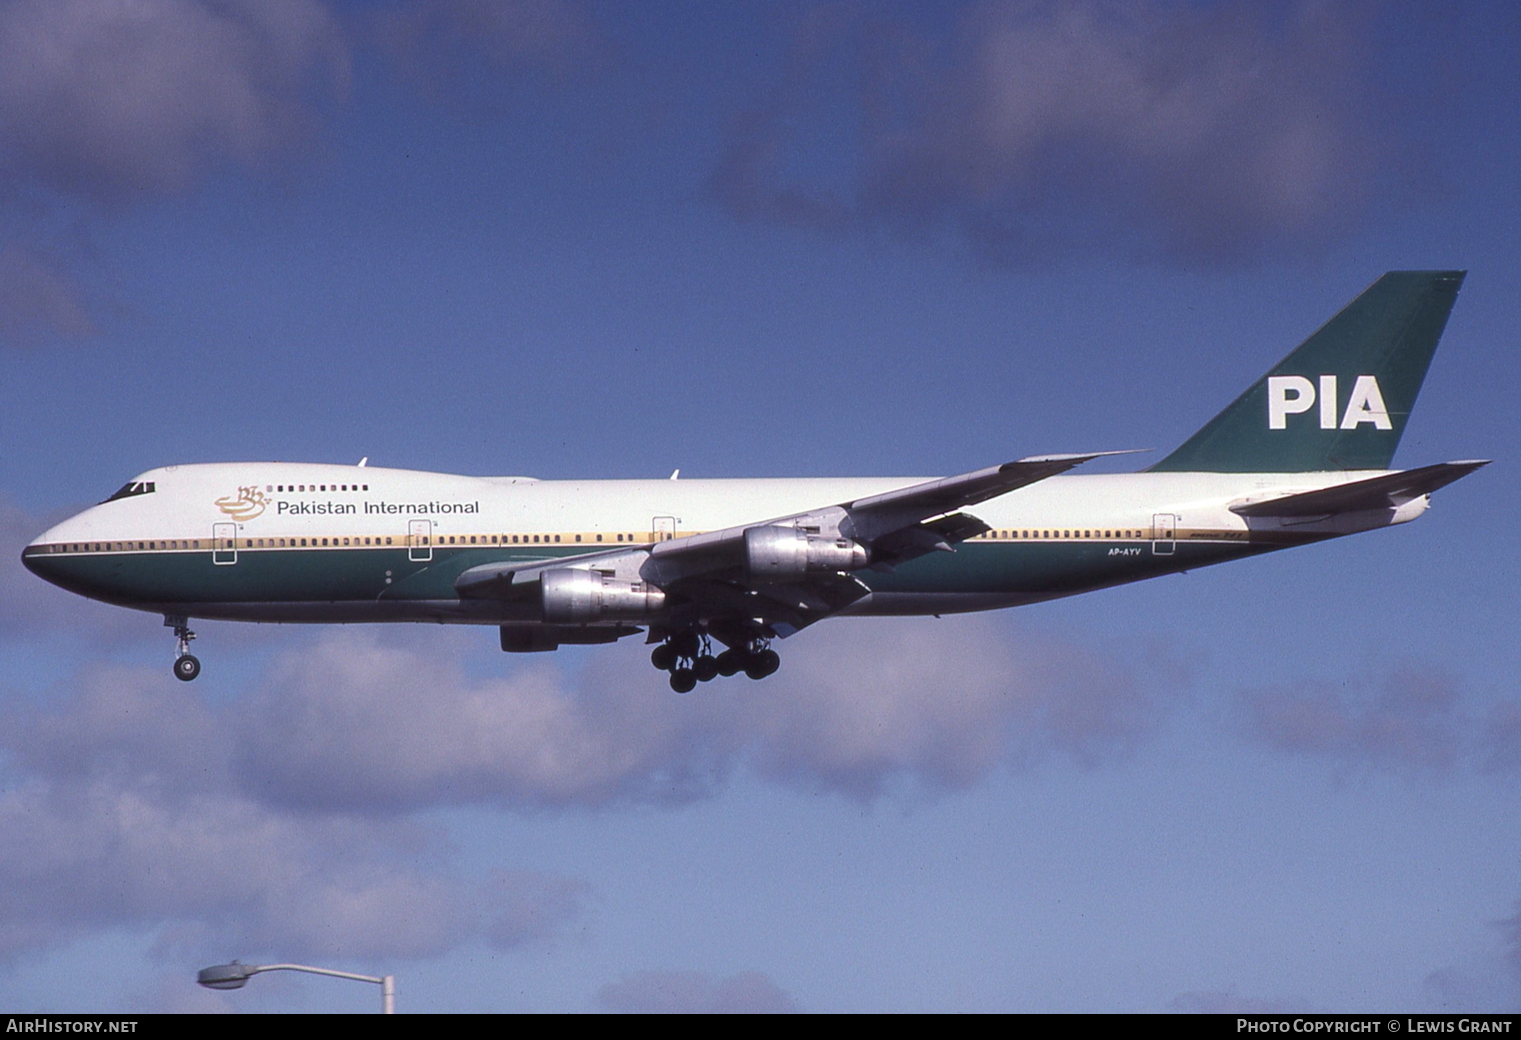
[650,629,780,693]
[165,615,200,682]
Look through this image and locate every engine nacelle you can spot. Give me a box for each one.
[744,525,868,579]
[500,624,632,653]
[540,568,666,623]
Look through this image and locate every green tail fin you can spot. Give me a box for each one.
[1150,271,1465,473]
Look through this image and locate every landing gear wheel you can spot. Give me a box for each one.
[669,668,697,694]
[165,616,200,681]
[693,655,720,682]
[715,649,742,677]
[744,648,780,680]
[651,644,676,671]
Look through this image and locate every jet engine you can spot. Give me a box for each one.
[744,525,868,579]
[540,568,666,623]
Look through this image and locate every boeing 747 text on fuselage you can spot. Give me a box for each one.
[23,272,1486,692]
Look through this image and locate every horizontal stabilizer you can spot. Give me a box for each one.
[1230,461,1489,518]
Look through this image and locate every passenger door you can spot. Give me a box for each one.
[409,519,433,562]
[212,523,237,565]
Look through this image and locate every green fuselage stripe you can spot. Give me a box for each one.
[23,537,1277,612]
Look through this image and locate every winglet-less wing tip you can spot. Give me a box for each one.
[1011,449,1151,466]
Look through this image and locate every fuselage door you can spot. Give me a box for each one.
[213,522,237,565]
[1151,513,1177,556]
[409,519,433,562]
[652,516,676,542]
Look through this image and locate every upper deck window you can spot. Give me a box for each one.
[103,481,156,503]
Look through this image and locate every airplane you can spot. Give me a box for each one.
[22,271,1487,693]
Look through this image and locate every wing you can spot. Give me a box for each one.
[455,451,1132,636]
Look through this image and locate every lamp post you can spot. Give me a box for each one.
[197,961,395,1013]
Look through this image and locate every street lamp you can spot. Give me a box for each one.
[197,961,395,1013]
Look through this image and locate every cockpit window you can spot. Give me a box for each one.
[103,481,156,503]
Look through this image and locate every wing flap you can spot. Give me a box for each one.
[455,545,637,599]
[870,512,989,568]
[667,572,872,634]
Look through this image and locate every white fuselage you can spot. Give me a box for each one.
[23,461,1424,625]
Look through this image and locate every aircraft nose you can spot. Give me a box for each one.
[22,534,63,585]
[21,517,93,592]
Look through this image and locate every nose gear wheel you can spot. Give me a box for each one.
[165,615,201,682]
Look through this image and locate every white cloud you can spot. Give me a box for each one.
[0,609,1170,961]
[0,0,348,202]
[0,246,97,341]
[710,1,1388,262]
[1237,660,1521,789]
[0,662,586,963]
[0,0,350,342]
[378,0,598,74]
[233,616,1169,811]
[1170,989,1313,1013]
[597,969,797,1013]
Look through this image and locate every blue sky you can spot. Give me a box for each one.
[0,0,1518,1013]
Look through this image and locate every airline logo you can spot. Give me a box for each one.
[1267,374,1392,431]
[215,486,268,520]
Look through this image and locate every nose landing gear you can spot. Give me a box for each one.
[165,615,200,682]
